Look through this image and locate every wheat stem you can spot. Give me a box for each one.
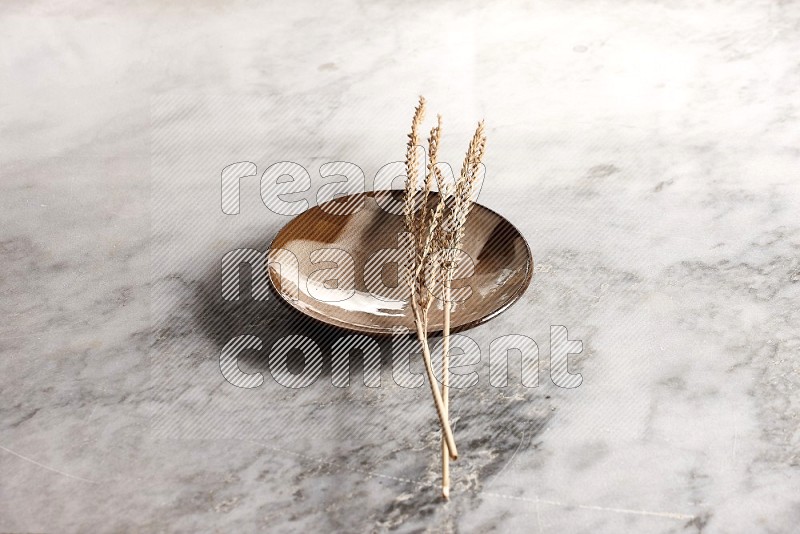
[441,279,452,499]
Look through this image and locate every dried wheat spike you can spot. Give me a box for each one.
[418,114,442,237]
[449,120,487,256]
[403,96,426,234]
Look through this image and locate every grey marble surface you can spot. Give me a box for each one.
[2,0,800,532]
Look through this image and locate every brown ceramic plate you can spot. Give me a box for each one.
[267,191,533,335]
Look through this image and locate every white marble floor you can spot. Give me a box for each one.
[2,0,799,532]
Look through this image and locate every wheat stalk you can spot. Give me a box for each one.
[401,99,487,500]
[438,120,487,499]
[403,98,457,462]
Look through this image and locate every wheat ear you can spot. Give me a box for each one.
[403,96,426,235]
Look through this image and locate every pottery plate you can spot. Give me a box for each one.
[268,191,532,334]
